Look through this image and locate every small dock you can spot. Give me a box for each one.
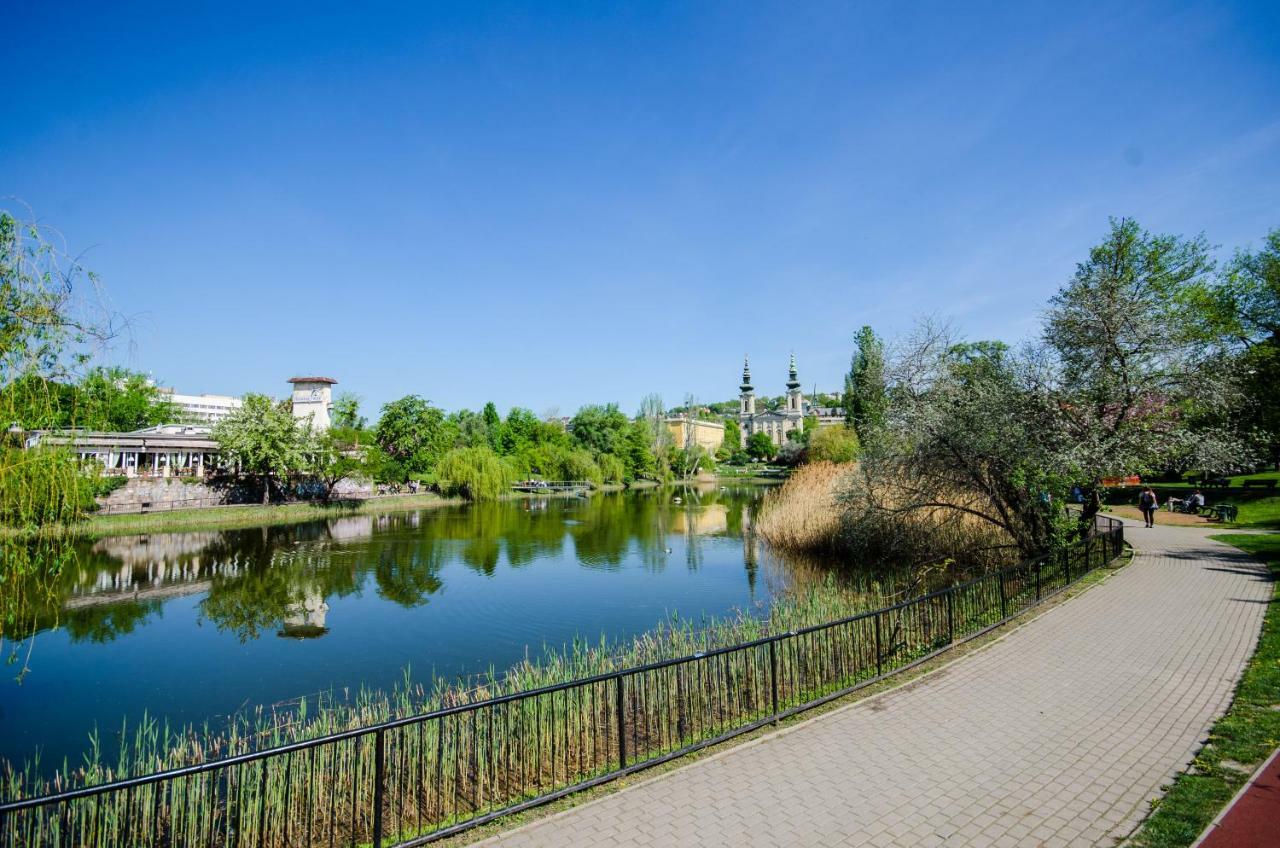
[512,480,593,494]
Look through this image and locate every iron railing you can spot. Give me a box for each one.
[0,515,1124,847]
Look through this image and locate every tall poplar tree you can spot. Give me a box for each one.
[843,325,887,442]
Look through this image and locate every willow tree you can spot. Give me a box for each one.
[1,209,121,528]
[1,208,120,656]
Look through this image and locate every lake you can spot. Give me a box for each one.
[1,484,818,771]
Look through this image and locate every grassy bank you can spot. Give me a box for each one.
[1127,533,1279,847]
[13,493,465,539]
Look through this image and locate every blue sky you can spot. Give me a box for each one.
[3,1,1277,417]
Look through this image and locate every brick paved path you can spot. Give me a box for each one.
[476,524,1272,847]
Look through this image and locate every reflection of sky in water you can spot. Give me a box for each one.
[2,487,795,771]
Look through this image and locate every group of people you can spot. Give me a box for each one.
[1137,487,1206,527]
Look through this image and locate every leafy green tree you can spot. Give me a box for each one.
[669,445,711,478]
[213,393,309,503]
[308,428,373,498]
[1206,227,1280,347]
[621,420,658,480]
[331,393,365,430]
[635,394,672,478]
[374,395,457,478]
[570,403,630,455]
[806,425,860,463]
[498,407,568,456]
[450,408,492,448]
[75,366,177,431]
[1043,217,1245,498]
[720,418,741,455]
[1199,228,1280,464]
[746,431,777,461]
[482,402,502,450]
[843,325,887,442]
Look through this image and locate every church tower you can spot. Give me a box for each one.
[785,353,803,416]
[739,355,756,416]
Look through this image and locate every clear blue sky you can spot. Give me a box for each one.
[3,1,1277,417]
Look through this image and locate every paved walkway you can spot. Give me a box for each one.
[477,523,1273,847]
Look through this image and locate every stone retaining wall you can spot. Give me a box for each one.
[93,477,374,515]
[93,478,244,515]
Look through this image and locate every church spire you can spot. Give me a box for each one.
[739,355,756,418]
[786,352,801,391]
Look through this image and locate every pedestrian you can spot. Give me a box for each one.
[1138,486,1159,527]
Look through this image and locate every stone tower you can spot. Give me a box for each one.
[288,376,337,431]
[785,353,804,415]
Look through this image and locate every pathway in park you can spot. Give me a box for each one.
[476,523,1273,847]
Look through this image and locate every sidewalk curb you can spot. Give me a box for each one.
[1189,745,1280,848]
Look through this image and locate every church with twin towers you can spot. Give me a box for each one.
[736,354,842,448]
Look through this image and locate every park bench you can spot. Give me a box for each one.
[1242,479,1278,490]
[1205,504,1239,522]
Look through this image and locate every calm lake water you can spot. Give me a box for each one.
[2,485,815,770]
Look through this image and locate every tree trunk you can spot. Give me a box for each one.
[262,475,270,505]
[1078,487,1101,538]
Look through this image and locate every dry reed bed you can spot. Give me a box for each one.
[757,462,1017,571]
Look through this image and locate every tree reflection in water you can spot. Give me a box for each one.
[3,486,776,651]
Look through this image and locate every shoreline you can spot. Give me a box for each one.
[5,475,781,540]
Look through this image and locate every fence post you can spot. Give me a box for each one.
[1063,548,1070,584]
[257,759,268,848]
[769,639,779,722]
[946,589,955,644]
[874,612,883,676]
[371,730,386,848]
[998,571,1007,619]
[615,675,627,770]
[1035,559,1041,601]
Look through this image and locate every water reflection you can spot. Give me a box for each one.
[5,486,771,649]
[2,486,791,768]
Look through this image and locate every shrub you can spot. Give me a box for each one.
[806,425,860,464]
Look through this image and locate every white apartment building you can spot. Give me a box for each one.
[158,388,242,424]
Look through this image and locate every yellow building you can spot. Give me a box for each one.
[665,416,725,453]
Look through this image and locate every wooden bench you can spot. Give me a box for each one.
[1242,479,1278,490]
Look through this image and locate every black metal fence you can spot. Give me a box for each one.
[0,516,1124,847]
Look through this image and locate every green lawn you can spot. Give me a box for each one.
[1128,533,1279,847]
[1104,489,1280,530]
[1118,471,1280,491]
[1225,495,1280,529]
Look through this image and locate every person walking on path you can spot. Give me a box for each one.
[1139,486,1160,527]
